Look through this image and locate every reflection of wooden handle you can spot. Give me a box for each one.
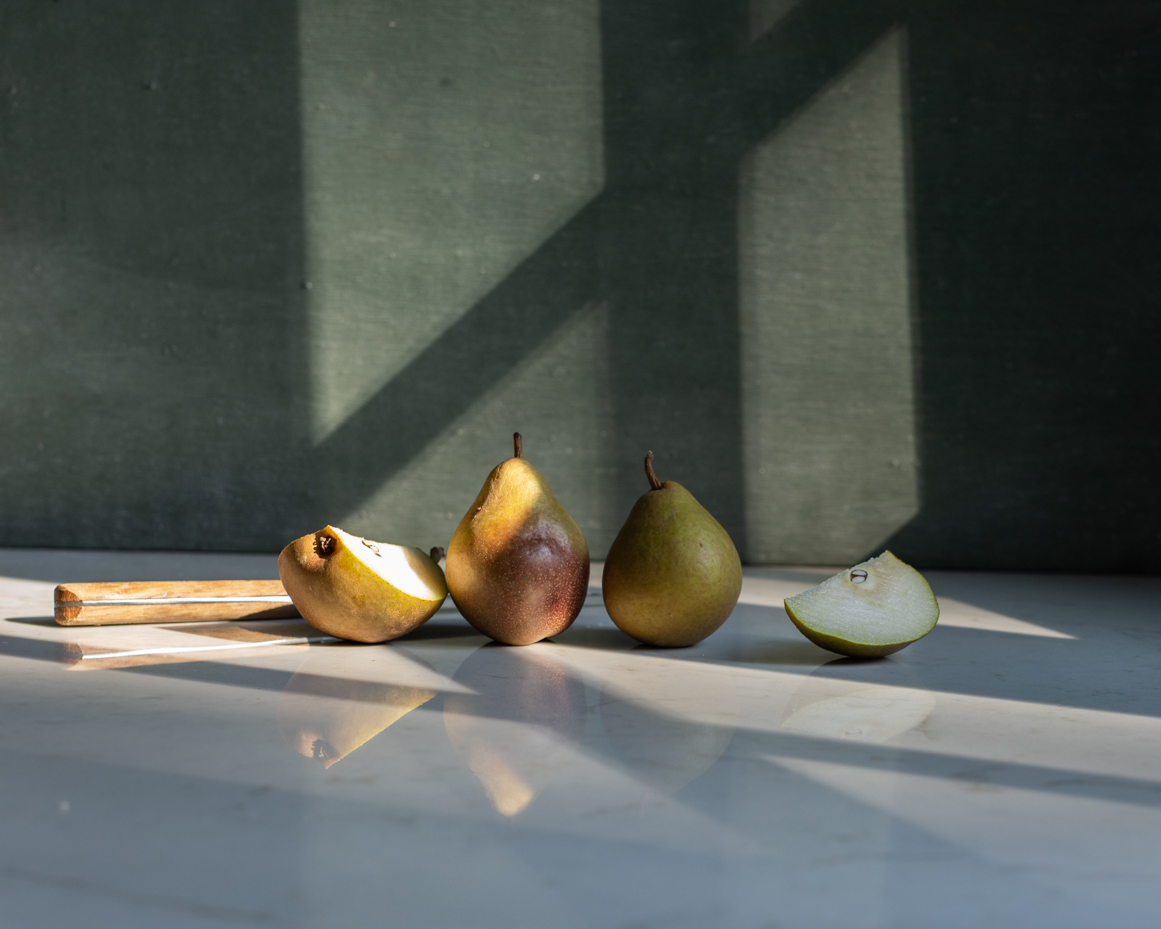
[54,580,298,626]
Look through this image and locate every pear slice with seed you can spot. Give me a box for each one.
[279,525,447,643]
[784,551,939,658]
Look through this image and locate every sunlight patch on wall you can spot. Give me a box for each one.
[739,28,916,565]
[339,301,615,556]
[749,0,802,41]
[298,0,603,443]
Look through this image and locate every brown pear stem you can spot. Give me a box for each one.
[644,451,662,490]
[429,546,445,563]
[513,432,523,459]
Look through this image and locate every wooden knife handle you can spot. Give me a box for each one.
[54,580,299,626]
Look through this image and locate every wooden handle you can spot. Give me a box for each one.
[54,580,299,626]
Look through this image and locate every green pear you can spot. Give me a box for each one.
[446,433,589,646]
[278,525,447,643]
[602,452,742,647]
[783,551,939,658]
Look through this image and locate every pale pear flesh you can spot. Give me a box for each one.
[278,525,447,644]
[783,551,939,658]
[447,455,589,646]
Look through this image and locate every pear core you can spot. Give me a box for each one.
[278,525,447,644]
[783,551,939,658]
[331,526,446,601]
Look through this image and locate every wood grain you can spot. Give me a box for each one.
[54,580,299,626]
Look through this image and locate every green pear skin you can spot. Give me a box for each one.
[446,433,590,646]
[602,452,743,647]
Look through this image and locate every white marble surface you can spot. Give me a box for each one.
[1,548,1160,928]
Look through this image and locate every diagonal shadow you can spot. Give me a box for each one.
[313,0,906,544]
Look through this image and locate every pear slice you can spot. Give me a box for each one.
[783,551,939,658]
[278,525,447,643]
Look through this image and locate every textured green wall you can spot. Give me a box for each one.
[2,1,1159,571]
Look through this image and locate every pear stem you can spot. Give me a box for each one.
[513,432,523,459]
[430,546,445,564]
[645,451,662,490]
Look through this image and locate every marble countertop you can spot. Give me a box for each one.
[1,548,1159,928]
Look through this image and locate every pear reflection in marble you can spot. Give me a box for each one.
[444,644,585,816]
[780,660,935,743]
[278,644,438,768]
[599,656,738,795]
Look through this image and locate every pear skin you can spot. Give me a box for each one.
[278,526,447,644]
[446,433,589,646]
[602,452,742,647]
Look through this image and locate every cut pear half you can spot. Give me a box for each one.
[278,525,447,644]
[783,551,939,658]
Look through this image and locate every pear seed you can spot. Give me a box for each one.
[850,569,868,583]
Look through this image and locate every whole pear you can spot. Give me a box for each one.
[278,525,447,643]
[602,452,742,647]
[446,433,589,646]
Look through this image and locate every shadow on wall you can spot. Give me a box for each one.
[0,0,311,549]
[305,0,913,562]
[1,0,1158,572]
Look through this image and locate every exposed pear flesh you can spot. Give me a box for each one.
[446,434,589,646]
[602,454,742,647]
[278,525,447,643]
[784,551,939,658]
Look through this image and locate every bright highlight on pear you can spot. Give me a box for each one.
[602,451,743,647]
[446,433,590,646]
[278,525,447,643]
[783,551,939,658]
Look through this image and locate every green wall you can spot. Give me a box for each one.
[2,0,1159,572]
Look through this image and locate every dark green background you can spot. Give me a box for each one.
[1,0,1157,571]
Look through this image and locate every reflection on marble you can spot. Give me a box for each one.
[444,644,586,816]
[780,660,934,743]
[277,644,439,768]
[598,653,738,794]
[2,554,1161,928]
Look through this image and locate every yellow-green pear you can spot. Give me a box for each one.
[446,433,589,646]
[783,551,939,658]
[278,525,447,644]
[602,452,742,647]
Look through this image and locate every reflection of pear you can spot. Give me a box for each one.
[781,663,935,743]
[599,657,737,794]
[277,646,438,768]
[444,644,585,816]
